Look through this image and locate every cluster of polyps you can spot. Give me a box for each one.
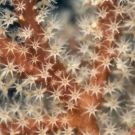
[0,0,134,135]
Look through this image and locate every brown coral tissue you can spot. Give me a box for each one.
[0,0,135,135]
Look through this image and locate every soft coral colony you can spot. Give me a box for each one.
[0,0,135,135]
